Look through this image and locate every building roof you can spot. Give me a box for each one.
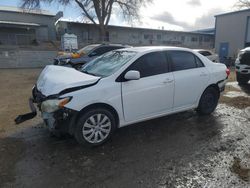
[192,28,215,35]
[57,19,214,36]
[0,20,40,27]
[0,6,55,16]
[215,8,250,17]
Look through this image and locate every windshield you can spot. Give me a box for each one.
[81,50,137,77]
[77,45,98,54]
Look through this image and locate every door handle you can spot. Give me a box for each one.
[163,78,174,84]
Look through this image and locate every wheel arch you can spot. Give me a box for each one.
[68,103,120,135]
[197,83,220,105]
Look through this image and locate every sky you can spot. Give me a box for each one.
[0,0,241,31]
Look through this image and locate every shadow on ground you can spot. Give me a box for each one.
[1,109,228,188]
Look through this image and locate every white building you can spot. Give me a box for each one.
[56,20,214,49]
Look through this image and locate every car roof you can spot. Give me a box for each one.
[241,47,250,52]
[193,49,210,52]
[91,43,131,47]
[117,46,193,53]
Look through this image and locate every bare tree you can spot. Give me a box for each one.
[21,0,151,41]
[235,0,250,9]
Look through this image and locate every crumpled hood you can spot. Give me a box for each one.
[37,65,100,96]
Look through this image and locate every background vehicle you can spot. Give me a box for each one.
[194,49,219,62]
[16,47,229,146]
[235,47,250,84]
[54,44,130,70]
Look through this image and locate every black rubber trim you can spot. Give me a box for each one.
[217,78,227,85]
[15,98,37,124]
[58,79,100,96]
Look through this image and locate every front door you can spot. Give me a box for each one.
[121,51,174,122]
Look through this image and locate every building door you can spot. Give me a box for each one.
[219,42,229,62]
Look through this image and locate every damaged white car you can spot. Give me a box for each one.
[15,47,229,146]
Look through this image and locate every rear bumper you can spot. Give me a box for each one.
[235,64,250,75]
[236,71,250,79]
[218,79,227,92]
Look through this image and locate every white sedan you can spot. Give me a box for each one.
[16,47,229,146]
[194,49,219,62]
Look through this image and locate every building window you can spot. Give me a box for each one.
[131,33,139,39]
[191,37,198,42]
[204,37,210,42]
[157,34,162,40]
[181,36,185,42]
[111,32,118,38]
[144,34,153,40]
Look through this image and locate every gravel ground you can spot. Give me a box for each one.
[0,68,250,188]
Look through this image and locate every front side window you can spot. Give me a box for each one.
[82,50,137,77]
[128,52,168,78]
[168,51,198,71]
[90,46,123,56]
[90,47,108,56]
[77,45,98,54]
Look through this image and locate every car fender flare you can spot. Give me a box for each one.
[68,103,120,135]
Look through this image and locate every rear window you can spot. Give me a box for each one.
[239,52,250,65]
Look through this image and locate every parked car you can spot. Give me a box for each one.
[16,46,229,146]
[235,47,250,84]
[54,44,130,70]
[194,49,219,62]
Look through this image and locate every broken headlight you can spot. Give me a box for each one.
[41,97,72,113]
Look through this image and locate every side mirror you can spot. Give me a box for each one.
[124,70,140,80]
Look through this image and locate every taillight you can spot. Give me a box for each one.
[226,68,230,77]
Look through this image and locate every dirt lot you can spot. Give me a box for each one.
[0,68,250,188]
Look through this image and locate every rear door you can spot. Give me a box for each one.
[167,50,209,109]
[121,51,174,122]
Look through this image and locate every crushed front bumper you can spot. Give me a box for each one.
[42,108,78,134]
[15,98,37,124]
[15,86,78,134]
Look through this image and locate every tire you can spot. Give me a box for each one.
[74,108,116,146]
[197,87,219,115]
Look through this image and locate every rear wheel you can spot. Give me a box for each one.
[74,108,116,146]
[197,87,219,115]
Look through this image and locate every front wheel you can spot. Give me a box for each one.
[197,87,219,115]
[74,108,116,146]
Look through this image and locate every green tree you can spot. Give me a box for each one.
[21,0,151,41]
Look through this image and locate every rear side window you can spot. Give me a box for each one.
[195,56,204,67]
[129,51,168,78]
[168,51,197,71]
[199,51,212,56]
[91,46,117,56]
